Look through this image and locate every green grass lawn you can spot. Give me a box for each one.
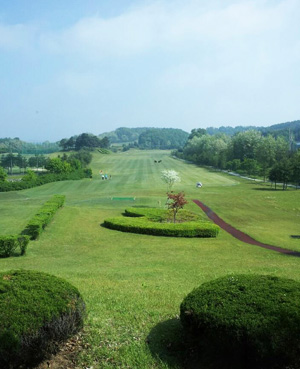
[0,149,299,368]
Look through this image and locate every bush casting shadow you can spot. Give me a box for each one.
[0,270,85,368]
[147,318,185,368]
[180,275,300,369]
[147,319,230,369]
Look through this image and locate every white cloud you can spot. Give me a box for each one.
[1,0,298,59]
[37,0,299,59]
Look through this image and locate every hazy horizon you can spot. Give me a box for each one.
[1,0,300,141]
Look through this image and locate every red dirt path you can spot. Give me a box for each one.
[193,199,300,258]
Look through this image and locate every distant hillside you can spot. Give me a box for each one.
[98,127,150,144]
[206,126,258,136]
[99,127,189,149]
[206,120,300,141]
[260,120,300,141]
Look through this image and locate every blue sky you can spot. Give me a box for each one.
[0,0,300,141]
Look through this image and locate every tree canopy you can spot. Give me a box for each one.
[138,128,189,149]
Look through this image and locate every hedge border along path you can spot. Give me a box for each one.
[193,199,300,257]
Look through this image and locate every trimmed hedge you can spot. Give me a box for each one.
[0,235,29,257]
[0,270,85,368]
[0,168,92,192]
[103,214,219,237]
[23,195,65,240]
[180,274,300,368]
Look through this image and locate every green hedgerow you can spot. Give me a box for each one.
[23,195,65,240]
[0,235,29,257]
[0,270,85,368]
[180,274,300,369]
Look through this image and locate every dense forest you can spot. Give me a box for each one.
[138,128,189,149]
[174,127,300,189]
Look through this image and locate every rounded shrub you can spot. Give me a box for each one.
[0,269,85,368]
[180,274,300,368]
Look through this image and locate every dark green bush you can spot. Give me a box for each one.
[180,274,300,369]
[103,216,219,237]
[0,270,85,368]
[0,235,30,257]
[23,195,65,240]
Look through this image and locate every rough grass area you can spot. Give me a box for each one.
[0,269,85,368]
[0,150,299,368]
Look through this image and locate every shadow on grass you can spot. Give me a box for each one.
[147,318,223,369]
[147,319,256,369]
[0,251,25,259]
[147,318,185,368]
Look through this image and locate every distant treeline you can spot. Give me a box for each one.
[174,128,300,189]
[99,127,189,150]
[98,127,150,144]
[0,138,59,154]
[207,120,300,141]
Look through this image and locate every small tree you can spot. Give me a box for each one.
[0,166,7,182]
[22,170,37,182]
[45,157,72,174]
[167,191,188,223]
[161,170,181,191]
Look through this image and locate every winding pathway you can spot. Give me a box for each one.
[193,199,300,258]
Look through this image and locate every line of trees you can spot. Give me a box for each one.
[0,138,59,154]
[0,149,93,176]
[175,129,300,189]
[0,154,48,174]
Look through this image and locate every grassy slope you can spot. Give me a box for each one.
[0,149,299,368]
